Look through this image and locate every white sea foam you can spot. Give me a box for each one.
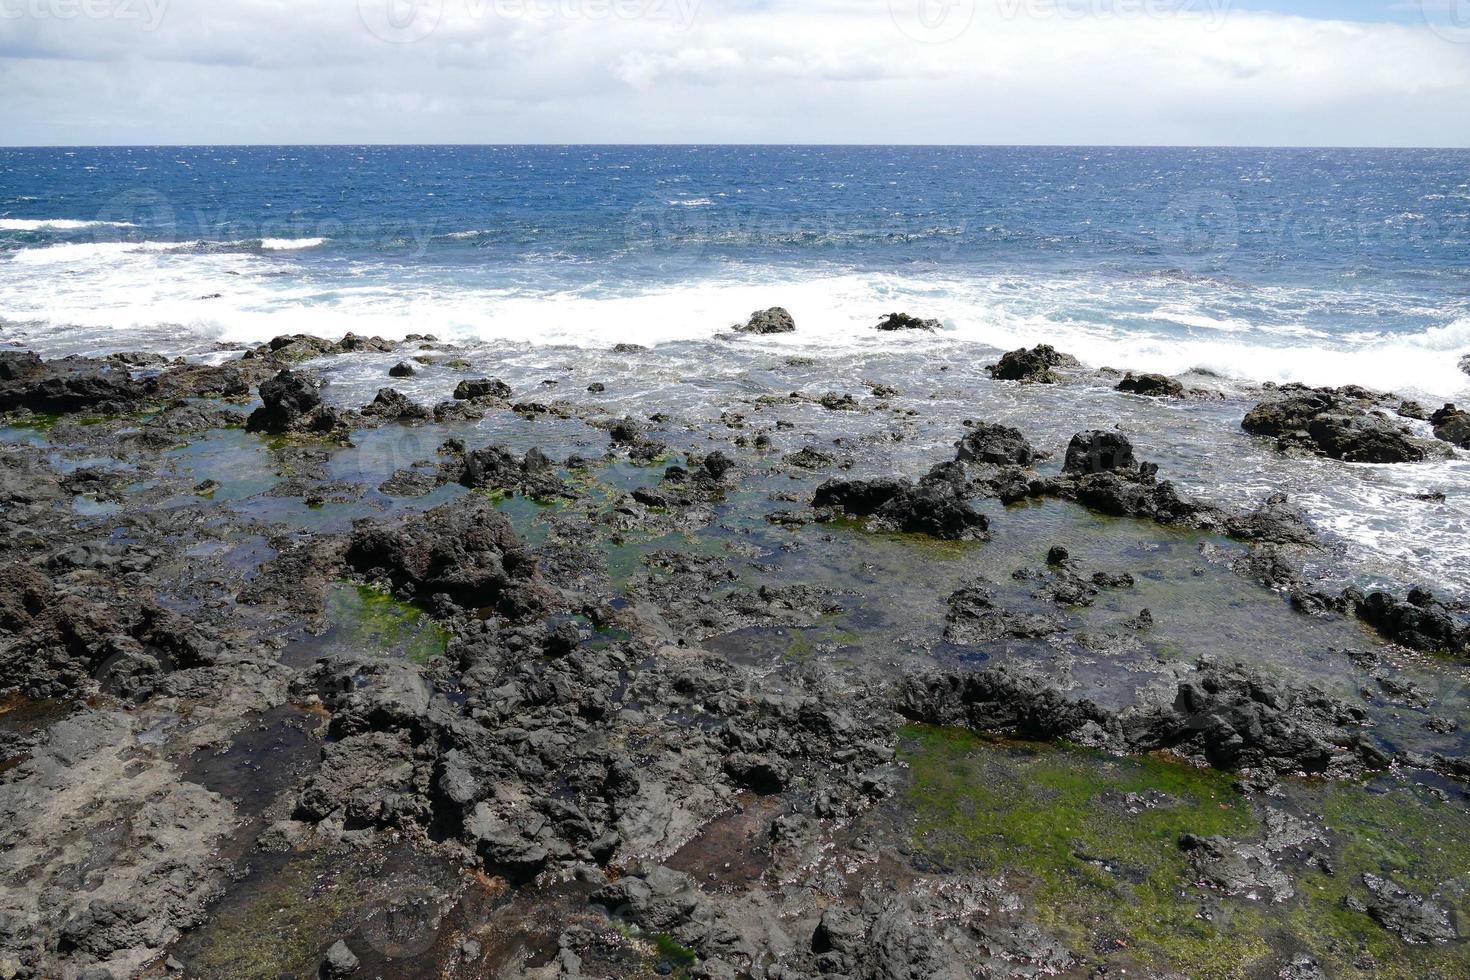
[0,218,136,231]
[1,245,1467,402]
[6,237,327,264]
[258,237,328,251]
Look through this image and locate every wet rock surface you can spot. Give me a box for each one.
[874,311,940,332]
[737,307,796,335]
[1243,386,1435,463]
[0,341,1467,979]
[987,344,1081,383]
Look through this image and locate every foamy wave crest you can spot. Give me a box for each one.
[0,218,137,232]
[6,237,327,264]
[7,242,179,265]
[1,259,1467,401]
[258,237,327,251]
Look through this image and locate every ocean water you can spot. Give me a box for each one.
[2,145,1469,589]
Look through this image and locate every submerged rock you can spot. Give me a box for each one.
[987,345,1080,384]
[737,307,796,334]
[944,579,1065,644]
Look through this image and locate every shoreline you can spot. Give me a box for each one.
[0,329,1468,977]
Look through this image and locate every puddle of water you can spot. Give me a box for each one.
[282,583,450,667]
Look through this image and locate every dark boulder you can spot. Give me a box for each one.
[737,307,796,335]
[1062,471,1206,525]
[360,387,428,423]
[1431,404,1470,449]
[1063,430,1136,474]
[955,422,1038,467]
[454,378,512,401]
[1243,389,1427,463]
[246,370,322,435]
[813,478,987,541]
[1127,659,1378,775]
[812,478,907,515]
[1353,589,1470,656]
[1117,372,1184,398]
[0,352,148,415]
[897,667,1114,743]
[701,451,736,480]
[1306,412,1427,463]
[388,361,417,378]
[988,345,1080,384]
[875,312,939,332]
[456,445,572,500]
[0,350,44,382]
[344,495,532,610]
[877,483,989,540]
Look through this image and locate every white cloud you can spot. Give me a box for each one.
[0,0,1468,144]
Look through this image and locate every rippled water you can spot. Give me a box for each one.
[2,145,1468,588]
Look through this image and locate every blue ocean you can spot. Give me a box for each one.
[1,145,1468,397]
[2,145,1469,589]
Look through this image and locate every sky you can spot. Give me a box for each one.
[1,0,1469,145]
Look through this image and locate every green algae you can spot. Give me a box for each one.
[652,933,698,968]
[898,727,1470,978]
[899,725,1268,977]
[1276,780,1470,978]
[326,583,450,664]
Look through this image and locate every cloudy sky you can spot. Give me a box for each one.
[2,0,1469,145]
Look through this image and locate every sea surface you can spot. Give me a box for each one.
[2,144,1469,589]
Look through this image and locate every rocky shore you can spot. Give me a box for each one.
[0,331,1467,979]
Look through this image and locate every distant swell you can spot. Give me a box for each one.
[0,218,137,231]
[5,237,328,264]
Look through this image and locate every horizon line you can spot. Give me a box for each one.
[4,142,1470,151]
